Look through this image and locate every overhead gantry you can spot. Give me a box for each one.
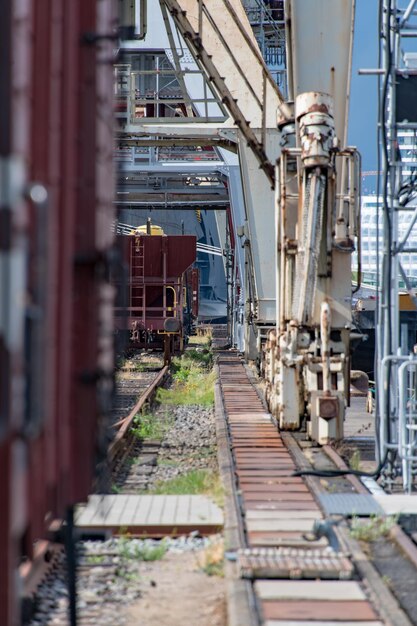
[118,0,289,359]
[118,0,361,444]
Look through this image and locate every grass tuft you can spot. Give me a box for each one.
[156,343,215,406]
[131,413,167,441]
[149,469,224,507]
[184,348,213,368]
[188,333,212,347]
[118,538,168,561]
[349,449,361,472]
[350,514,398,542]
[197,539,224,577]
[86,554,105,565]
[157,368,215,407]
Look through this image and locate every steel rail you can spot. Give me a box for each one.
[215,351,415,626]
[109,365,169,462]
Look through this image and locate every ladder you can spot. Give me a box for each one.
[130,235,145,325]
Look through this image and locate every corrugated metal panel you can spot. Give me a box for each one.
[318,493,384,517]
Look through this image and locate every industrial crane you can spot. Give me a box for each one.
[267,1,361,444]
[129,0,360,445]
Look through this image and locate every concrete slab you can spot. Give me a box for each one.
[344,396,375,438]
[244,500,320,511]
[246,519,316,532]
[255,580,366,601]
[247,531,328,548]
[245,509,321,520]
[375,494,417,515]
[75,494,223,534]
[264,622,383,626]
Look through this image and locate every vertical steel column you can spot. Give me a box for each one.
[377,0,417,489]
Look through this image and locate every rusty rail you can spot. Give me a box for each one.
[216,352,413,626]
[109,365,169,462]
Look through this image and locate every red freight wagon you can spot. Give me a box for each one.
[115,230,197,360]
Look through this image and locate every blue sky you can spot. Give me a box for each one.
[349,0,379,180]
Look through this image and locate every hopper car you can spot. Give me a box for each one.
[115,226,198,361]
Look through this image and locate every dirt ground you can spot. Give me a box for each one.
[126,551,227,626]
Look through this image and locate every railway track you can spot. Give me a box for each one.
[109,360,168,468]
[25,343,224,626]
[215,351,417,626]
[24,353,170,625]
[25,343,417,626]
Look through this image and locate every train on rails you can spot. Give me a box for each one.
[115,223,198,361]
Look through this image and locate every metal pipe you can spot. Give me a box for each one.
[352,152,362,294]
[119,0,147,40]
[165,285,177,312]
[398,357,417,491]
[358,68,386,75]
[399,0,417,25]
[283,0,294,101]
[379,355,409,458]
[320,302,331,394]
[137,0,148,39]
[278,157,286,331]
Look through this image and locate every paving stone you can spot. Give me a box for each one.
[255,580,366,601]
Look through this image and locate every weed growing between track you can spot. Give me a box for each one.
[118,537,169,562]
[131,412,171,440]
[149,468,224,507]
[350,514,398,542]
[196,539,225,577]
[156,347,215,407]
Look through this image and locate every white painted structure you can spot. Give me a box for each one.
[117,0,360,447]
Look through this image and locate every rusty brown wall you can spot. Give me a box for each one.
[0,1,116,624]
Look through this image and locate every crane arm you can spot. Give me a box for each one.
[161,0,291,184]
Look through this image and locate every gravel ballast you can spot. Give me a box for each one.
[26,354,225,626]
